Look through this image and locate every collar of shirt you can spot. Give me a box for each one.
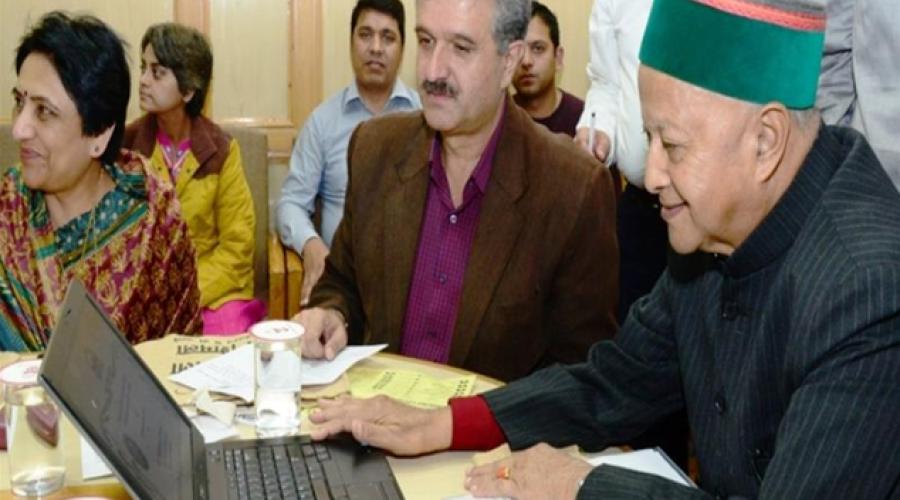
[342,79,418,114]
[723,125,839,278]
[429,100,507,199]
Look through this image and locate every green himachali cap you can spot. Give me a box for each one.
[639,0,826,109]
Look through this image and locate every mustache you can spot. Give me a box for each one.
[421,79,458,98]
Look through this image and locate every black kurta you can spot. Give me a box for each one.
[485,125,900,499]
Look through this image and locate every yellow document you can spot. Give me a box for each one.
[348,367,476,408]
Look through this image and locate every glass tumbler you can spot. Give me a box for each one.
[250,320,305,437]
[1,359,65,497]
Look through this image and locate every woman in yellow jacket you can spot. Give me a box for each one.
[123,23,264,334]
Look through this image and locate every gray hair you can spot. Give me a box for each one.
[739,100,820,131]
[790,108,821,129]
[492,0,531,53]
[741,101,820,128]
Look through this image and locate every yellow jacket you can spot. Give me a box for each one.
[124,115,255,308]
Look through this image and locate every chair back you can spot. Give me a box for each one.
[222,125,269,303]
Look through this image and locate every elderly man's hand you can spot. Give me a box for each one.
[465,443,593,500]
[309,395,452,456]
[293,307,347,360]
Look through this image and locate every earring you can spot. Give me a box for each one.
[93,146,102,154]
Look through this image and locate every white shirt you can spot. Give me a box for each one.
[576,0,652,188]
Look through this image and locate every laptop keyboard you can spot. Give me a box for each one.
[211,441,400,500]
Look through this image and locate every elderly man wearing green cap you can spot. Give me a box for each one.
[307,0,900,497]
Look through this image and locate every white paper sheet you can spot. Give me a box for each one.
[193,388,237,424]
[169,344,387,402]
[302,344,387,384]
[191,414,240,443]
[169,344,255,401]
[588,448,693,487]
[80,437,112,480]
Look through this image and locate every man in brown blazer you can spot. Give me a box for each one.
[296,0,618,382]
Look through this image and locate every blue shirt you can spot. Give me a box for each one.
[277,80,421,251]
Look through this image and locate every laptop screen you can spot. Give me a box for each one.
[40,282,196,499]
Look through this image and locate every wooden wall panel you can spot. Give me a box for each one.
[0,0,173,124]
[545,0,593,99]
[208,0,321,160]
[210,0,290,125]
[174,0,209,33]
[290,0,323,137]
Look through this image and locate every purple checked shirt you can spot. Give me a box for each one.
[399,111,506,363]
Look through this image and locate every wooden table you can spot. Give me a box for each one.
[0,349,502,500]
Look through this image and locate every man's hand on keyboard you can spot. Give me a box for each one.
[309,395,452,455]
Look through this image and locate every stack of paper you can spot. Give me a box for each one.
[168,344,387,402]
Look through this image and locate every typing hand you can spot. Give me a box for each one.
[309,395,452,456]
[300,237,330,305]
[293,307,347,360]
[465,443,592,500]
[574,127,611,165]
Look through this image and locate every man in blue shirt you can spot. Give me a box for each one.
[277,0,421,304]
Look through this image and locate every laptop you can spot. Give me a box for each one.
[39,279,403,500]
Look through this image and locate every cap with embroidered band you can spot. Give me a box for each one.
[639,0,826,109]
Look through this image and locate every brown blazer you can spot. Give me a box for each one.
[308,100,619,381]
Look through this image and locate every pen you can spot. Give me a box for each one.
[587,111,596,155]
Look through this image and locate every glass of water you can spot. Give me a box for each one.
[1,359,65,497]
[250,321,305,437]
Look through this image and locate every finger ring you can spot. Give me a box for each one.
[495,465,511,480]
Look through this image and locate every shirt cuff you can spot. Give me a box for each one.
[449,396,506,450]
[277,215,318,255]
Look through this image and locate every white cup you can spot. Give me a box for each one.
[1,359,65,497]
[249,321,305,437]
